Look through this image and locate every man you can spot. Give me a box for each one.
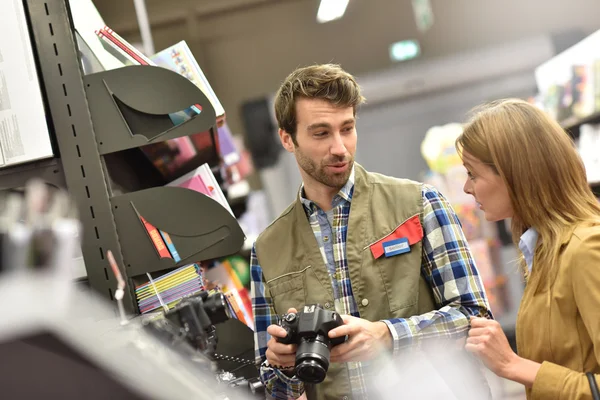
[250,64,492,399]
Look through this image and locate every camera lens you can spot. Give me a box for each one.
[294,335,330,383]
[296,359,327,384]
[202,292,231,324]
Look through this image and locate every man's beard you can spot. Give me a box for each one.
[295,147,354,190]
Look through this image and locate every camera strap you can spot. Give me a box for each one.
[264,361,295,371]
[212,353,256,367]
[587,372,599,400]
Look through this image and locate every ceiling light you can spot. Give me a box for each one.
[389,40,421,62]
[317,0,349,23]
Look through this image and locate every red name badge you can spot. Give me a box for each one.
[370,215,423,259]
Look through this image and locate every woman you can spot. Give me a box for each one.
[456,98,600,399]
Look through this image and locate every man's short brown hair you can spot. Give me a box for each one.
[273,64,365,143]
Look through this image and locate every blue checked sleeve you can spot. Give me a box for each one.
[250,244,305,399]
[382,184,493,355]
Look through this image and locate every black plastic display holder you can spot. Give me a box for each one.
[83,65,217,155]
[111,187,244,277]
[2,0,245,314]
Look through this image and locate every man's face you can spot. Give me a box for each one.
[280,98,357,190]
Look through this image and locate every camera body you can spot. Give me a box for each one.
[144,290,264,398]
[164,290,232,356]
[276,304,346,383]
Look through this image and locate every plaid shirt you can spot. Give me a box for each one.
[251,169,491,399]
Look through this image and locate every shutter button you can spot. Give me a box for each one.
[324,302,331,309]
[361,298,369,306]
[284,313,297,323]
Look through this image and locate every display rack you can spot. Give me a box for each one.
[561,112,600,139]
[560,114,600,195]
[0,0,245,314]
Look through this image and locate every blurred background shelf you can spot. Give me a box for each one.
[561,112,600,138]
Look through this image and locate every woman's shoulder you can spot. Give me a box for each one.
[571,221,600,242]
[564,221,600,258]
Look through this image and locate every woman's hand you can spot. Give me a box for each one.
[465,317,519,378]
[465,316,541,387]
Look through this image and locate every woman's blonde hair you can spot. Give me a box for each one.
[456,98,600,290]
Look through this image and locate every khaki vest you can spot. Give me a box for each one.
[255,164,436,399]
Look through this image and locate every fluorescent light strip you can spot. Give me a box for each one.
[317,0,349,23]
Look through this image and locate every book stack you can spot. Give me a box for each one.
[136,263,205,314]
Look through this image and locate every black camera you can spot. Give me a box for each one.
[194,290,232,325]
[276,304,347,383]
[164,290,232,356]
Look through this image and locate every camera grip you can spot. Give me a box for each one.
[276,312,299,344]
[275,324,295,344]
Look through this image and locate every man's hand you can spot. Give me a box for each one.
[328,315,392,363]
[265,308,298,369]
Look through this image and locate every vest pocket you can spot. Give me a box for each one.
[376,254,419,313]
[266,266,333,317]
[367,240,423,315]
[266,274,305,316]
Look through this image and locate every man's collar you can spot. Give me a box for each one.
[299,165,355,212]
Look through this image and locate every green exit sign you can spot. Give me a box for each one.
[389,40,421,62]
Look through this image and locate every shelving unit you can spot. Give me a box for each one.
[111,187,244,278]
[0,0,245,314]
[561,112,600,139]
[84,65,219,154]
[534,29,600,195]
[559,113,600,194]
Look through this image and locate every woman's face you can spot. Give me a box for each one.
[462,150,513,222]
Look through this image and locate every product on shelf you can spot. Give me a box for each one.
[578,123,600,184]
[204,258,254,331]
[92,26,224,178]
[535,29,600,124]
[167,163,234,216]
[135,263,205,314]
[16,0,248,319]
[151,40,225,123]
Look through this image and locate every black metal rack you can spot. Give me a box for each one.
[0,0,245,314]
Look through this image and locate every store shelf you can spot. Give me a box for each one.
[9,0,245,314]
[0,158,65,191]
[590,181,600,195]
[110,186,245,277]
[214,319,257,380]
[161,144,221,183]
[560,112,600,138]
[83,65,217,155]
